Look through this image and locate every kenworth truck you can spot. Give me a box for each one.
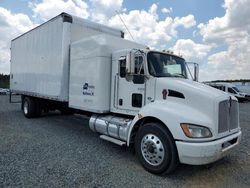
[10,13,241,174]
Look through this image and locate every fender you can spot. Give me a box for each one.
[126,100,215,146]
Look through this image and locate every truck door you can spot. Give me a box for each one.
[116,55,145,112]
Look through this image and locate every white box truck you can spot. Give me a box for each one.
[10,13,242,174]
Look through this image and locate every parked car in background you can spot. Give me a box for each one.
[205,82,250,102]
[0,88,10,95]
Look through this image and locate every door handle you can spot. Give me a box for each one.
[119,99,123,106]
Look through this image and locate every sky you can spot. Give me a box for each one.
[0,0,249,81]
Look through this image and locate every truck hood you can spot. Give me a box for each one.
[154,78,231,130]
[149,78,239,139]
[155,78,227,100]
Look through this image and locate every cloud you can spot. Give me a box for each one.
[0,7,34,38]
[28,1,196,49]
[108,4,196,48]
[29,0,89,21]
[89,0,123,23]
[198,0,250,81]
[200,36,250,81]
[174,14,196,29]
[198,0,250,44]
[172,39,211,62]
[148,3,158,19]
[0,7,35,74]
[161,7,173,14]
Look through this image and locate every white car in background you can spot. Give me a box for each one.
[206,82,249,102]
[0,88,10,95]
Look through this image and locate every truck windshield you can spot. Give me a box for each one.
[147,52,187,78]
[232,87,240,92]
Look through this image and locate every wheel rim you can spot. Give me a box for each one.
[23,101,28,115]
[141,134,165,166]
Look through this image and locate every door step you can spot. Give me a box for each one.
[100,135,126,146]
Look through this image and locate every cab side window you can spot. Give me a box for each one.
[134,56,144,75]
[119,58,126,78]
[133,56,145,84]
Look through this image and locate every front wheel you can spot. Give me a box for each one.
[135,123,179,174]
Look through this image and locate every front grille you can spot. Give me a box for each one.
[230,100,239,130]
[218,99,239,133]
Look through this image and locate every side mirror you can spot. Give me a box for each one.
[126,51,135,75]
[186,62,199,82]
[194,63,199,82]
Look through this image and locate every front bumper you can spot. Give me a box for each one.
[176,131,242,165]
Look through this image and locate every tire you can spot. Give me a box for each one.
[23,97,36,118]
[135,123,179,174]
[35,100,42,117]
[236,97,245,103]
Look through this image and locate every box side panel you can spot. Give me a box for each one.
[10,17,69,101]
[69,56,111,113]
[70,17,122,43]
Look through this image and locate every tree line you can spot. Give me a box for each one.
[0,74,10,88]
[210,79,250,83]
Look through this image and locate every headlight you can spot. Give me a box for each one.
[180,123,212,138]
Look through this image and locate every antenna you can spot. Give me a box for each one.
[115,10,135,41]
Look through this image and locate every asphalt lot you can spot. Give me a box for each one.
[0,95,250,188]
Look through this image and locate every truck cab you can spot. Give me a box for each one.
[111,49,190,115]
[89,44,241,174]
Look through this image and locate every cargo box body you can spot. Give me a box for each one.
[10,13,123,102]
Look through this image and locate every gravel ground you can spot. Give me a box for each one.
[0,95,249,188]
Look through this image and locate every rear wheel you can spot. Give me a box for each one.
[35,100,42,117]
[23,97,36,118]
[135,123,179,174]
